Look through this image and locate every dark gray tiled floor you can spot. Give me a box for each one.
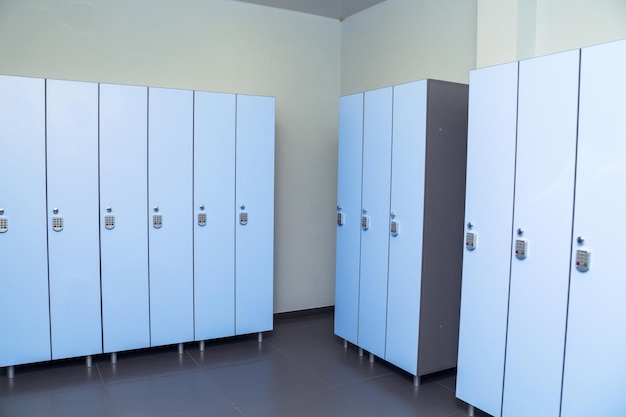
[0,311,483,417]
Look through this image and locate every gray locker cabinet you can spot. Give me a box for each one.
[46,79,102,360]
[0,75,50,367]
[100,83,150,353]
[456,62,519,417]
[386,80,468,377]
[194,91,237,340]
[502,50,580,417]
[334,93,364,346]
[234,95,275,335]
[335,80,468,379]
[561,38,626,417]
[148,87,194,347]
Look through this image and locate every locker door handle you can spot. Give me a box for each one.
[337,212,345,226]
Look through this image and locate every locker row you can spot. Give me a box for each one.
[334,79,468,384]
[0,76,275,373]
[456,39,626,416]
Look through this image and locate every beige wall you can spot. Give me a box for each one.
[0,0,341,313]
[477,0,626,67]
[340,0,478,94]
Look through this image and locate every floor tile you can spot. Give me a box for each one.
[187,334,281,369]
[97,345,201,384]
[335,373,467,417]
[0,359,102,399]
[0,385,114,417]
[238,386,374,417]
[205,355,328,406]
[106,370,235,417]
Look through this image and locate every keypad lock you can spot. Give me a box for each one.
[52,216,63,232]
[361,215,369,231]
[104,215,115,230]
[390,220,399,237]
[337,212,345,226]
[465,232,477,250]
[153,214,163,229]
[198,212,207,227]
[240,212,248,226]
[0,217,7,233]
[515,239,528,260]
[575,249,590,272]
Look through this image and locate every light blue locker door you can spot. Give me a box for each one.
[194,91,236,340]
[358,87,392,358]
[334,93,364,345]
[0,76,50,367]
[100,83,150,353]
[456,62,518,417]
[385,81,427,374]
[561,39,626,417]
[47,79,102,359]
[235,95,275,335]
[502,50,579,417]
[148,87,194,346]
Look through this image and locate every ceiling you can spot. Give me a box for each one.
[232,0,388,20]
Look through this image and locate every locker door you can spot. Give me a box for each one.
[358,87,392,358]
[100,84,150,353]
[235,95,275,335]
[194,91,236,340]
[456,62,518,417]
[148,87,194,346]
[334,93,364,345]
[47,79,102,359]
[502,50,579,417]
[0,76,50,367]
[385,80,427,374]
[561,39,626,417]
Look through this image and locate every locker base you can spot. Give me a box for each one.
[468,404,475,416]
[7,366,14,379]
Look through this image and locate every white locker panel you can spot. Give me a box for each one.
[502,50,579,417]
[0,76,50,366]
[456,63,518,417]
[46,79,102,359]
[385,81,427,374]
[334,93,364,345]
[100,83,150,353]
[561,39,626,417]
[148,87,194,346]
[235,95,275,335]
[194,91,236,340]
[357,87,393,358]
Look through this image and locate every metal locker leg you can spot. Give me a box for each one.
[369,352,374,363]
[111,352,117,364]
[413,375,421,387]
[178,343,184,355]
[86,355,93,368]
[359,347,364,357]
[343,339,348,349]
[468,405,475,416]
[258,332,263,343]
[199,341,205,352]
[7,366,15,379]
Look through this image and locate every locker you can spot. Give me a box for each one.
[358,87,393,359]
[0,76,50,367]
[148,87,194,346]
[561,38,626,417]
[502,50,580,417]
[234,95,275,335]
[456,62,519,417]
[334,93,364,345]
[100,83,150,353]
[335,80,468,380]
[46,79,102,359]
[194,91,237,340]
[386,80,467,377]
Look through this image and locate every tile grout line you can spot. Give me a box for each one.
[95,361,118,417]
